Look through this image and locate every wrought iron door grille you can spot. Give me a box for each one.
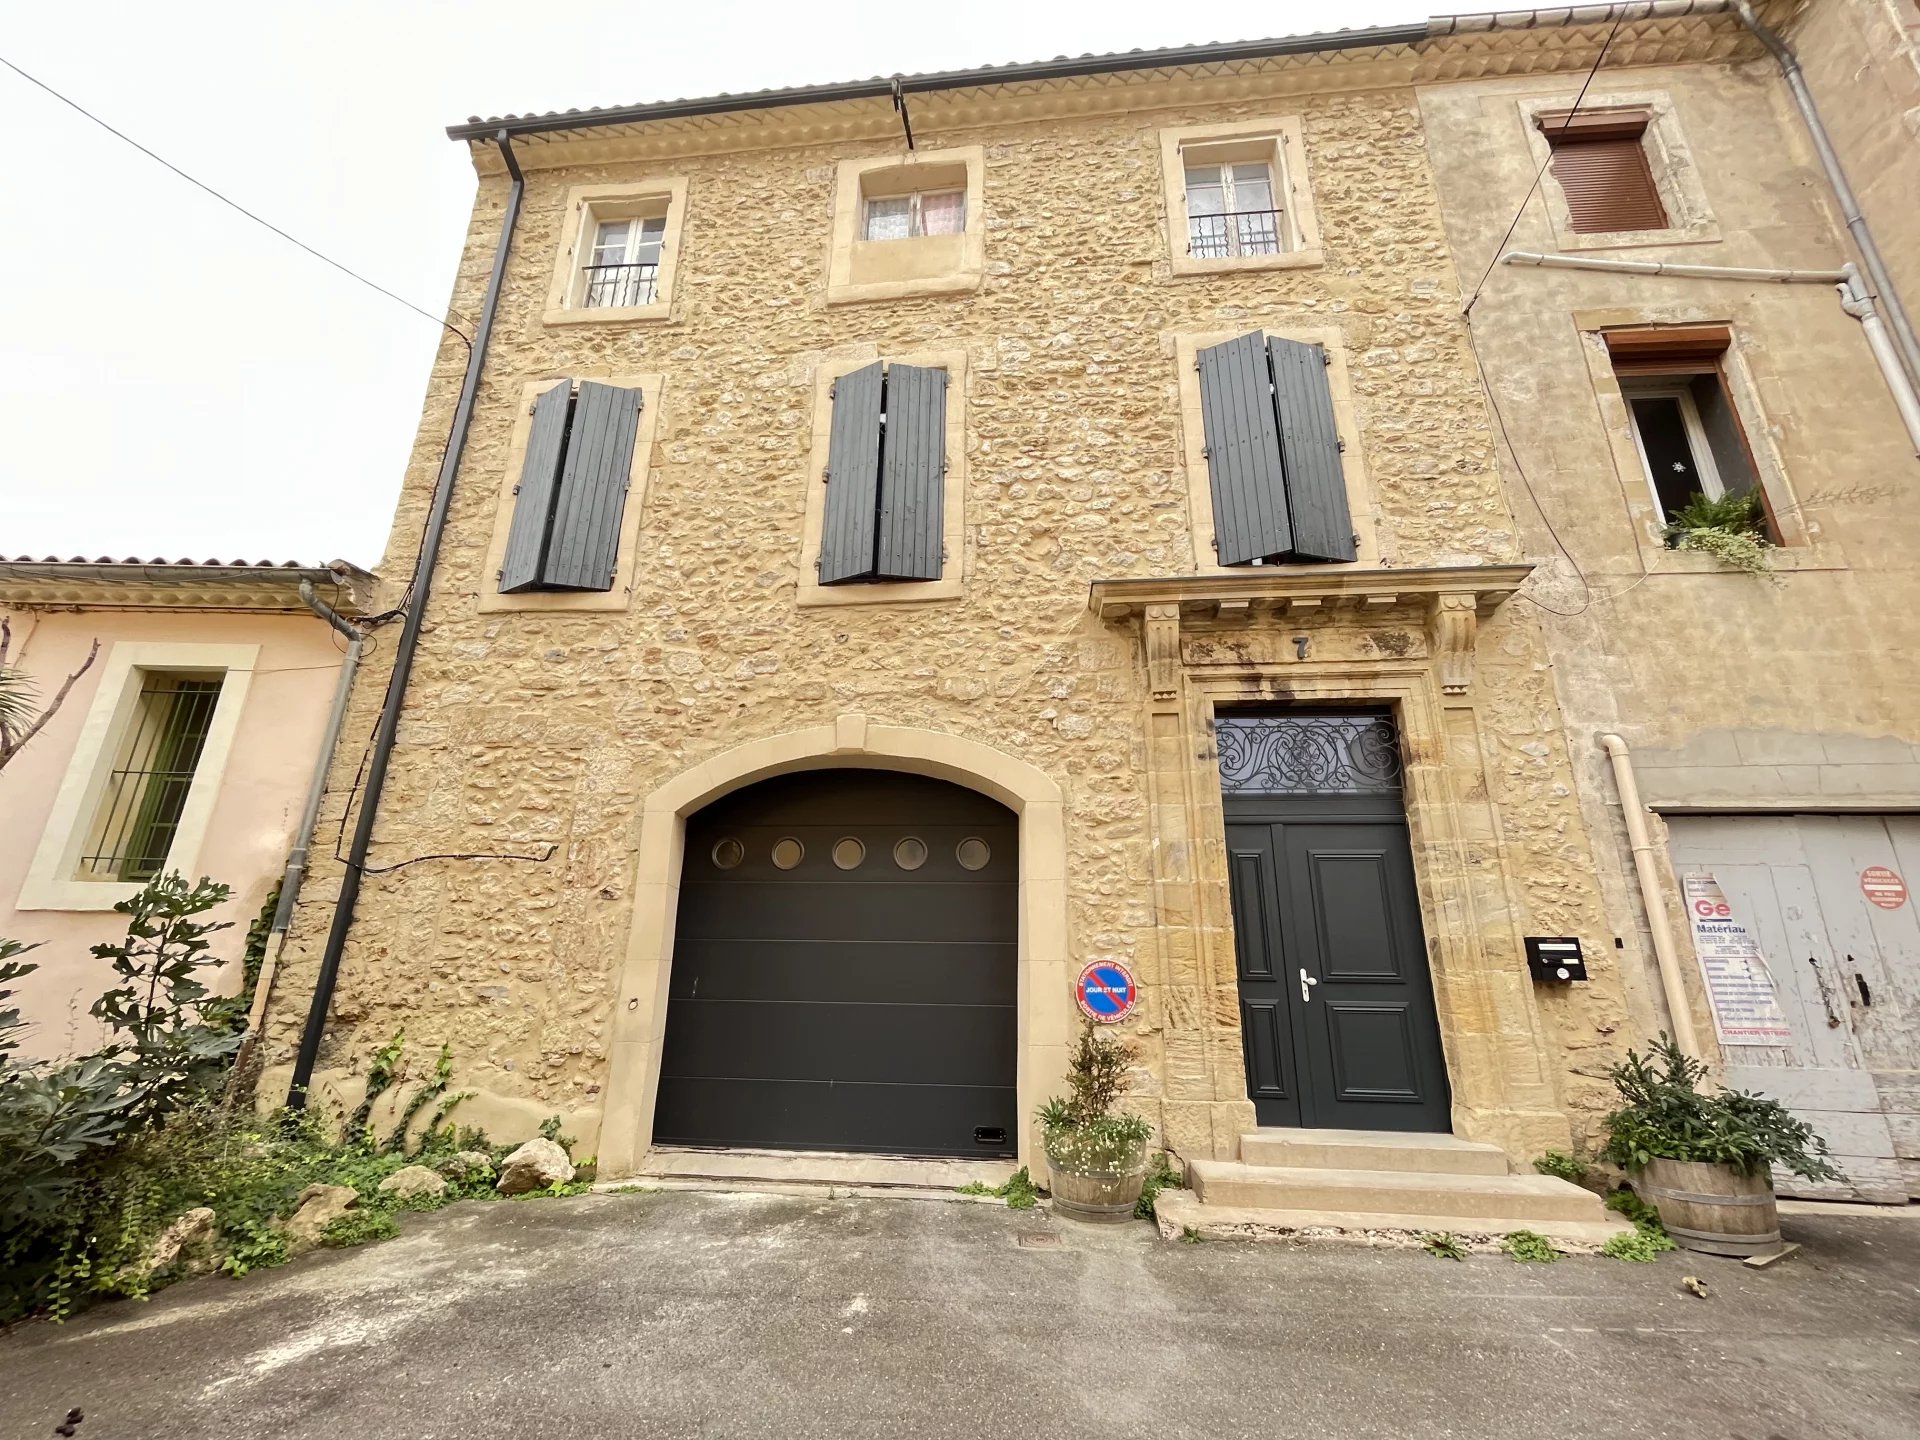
[77,674,223,882]
[1214,713,1403,795]
[1188,209,1284,259]
[583,262,659,308]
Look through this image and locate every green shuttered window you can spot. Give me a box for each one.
[819,362,948,584]
[499,380,644,594]
[1197,332,1356,566]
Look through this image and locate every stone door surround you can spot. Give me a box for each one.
[599,714,1071,1178]
[1088,565,1579,1163]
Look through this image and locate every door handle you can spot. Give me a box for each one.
[1299,968,1320,1004]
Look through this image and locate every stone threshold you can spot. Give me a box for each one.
[1153,1190,1625,1251]
[629,1145,1020,1195]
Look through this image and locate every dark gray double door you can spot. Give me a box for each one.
[655,770,1019,1158]
[1227,794,1451,1132]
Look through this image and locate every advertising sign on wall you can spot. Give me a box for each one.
[1682,872,1794,1046]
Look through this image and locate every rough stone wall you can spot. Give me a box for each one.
[1420,60,1920,1088]
[263,84,1625,1157]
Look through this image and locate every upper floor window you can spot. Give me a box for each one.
[76,672,223,883]
[543,179,688,325]
[584,215,666,308]
[863,189,965,242]
[1540,109,1668,234]
[1183,162,1280,259]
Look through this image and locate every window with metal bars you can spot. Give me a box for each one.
[1184,161,1283,258]
[76,673,224,882]
[581,214,666,308]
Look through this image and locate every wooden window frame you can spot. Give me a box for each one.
[478,372,664,615]
[544,179,688,326]
[1159,117,1321,277]
[1619,378,1726,525]
[861,189,966,242]
[1172,327,1378,575]
[17,643,257,913]
[798,349,969,607]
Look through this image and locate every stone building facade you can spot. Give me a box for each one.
[261,4,1913,1205]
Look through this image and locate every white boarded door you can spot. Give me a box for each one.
[1666,815,1918,1203]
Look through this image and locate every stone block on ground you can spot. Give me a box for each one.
[378,1164,449,1201]
[496,1138,574,1195]
[283,1183,359,1254]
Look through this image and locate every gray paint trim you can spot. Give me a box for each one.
[819,362,885,584]
[498,382,573,593]
[1197,332,1292,566]
[876,363,947,582]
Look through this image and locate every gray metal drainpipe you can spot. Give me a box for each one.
[272,581,364,941]
[1734,1,1920,392]
[286,131,526,1110]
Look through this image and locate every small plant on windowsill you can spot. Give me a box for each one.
[1662,490,1772,575]
[1038,1021,1152,1224]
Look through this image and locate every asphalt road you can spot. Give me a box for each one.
[2,1189,1916,1440]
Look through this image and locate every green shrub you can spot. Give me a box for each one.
[1038,1022,1151,1175]
[1602,1227,1676,1263]
[321,1210,399,1248]
[1503,1230,1559,1264]
[960,1167,1038,1210]
[1135,1151,1185,1220]
[1422,1232,1467,1261]
[1663,491,1771,573]
[1532,1151,1588,1185]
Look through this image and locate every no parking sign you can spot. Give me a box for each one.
[1075,961,1138,1023]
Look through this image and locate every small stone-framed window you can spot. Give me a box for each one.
[1158,117,1321,276]
[1518,92,1718,251]
[826,147,985,306]
[544,179,689,325]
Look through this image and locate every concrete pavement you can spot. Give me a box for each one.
[2,1189,1915,1439]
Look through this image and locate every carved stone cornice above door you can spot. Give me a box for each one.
[1087,564,1532,697]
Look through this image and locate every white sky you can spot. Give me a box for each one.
[0,0,1430,569]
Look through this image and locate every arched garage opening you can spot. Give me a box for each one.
[654,770,1018,1158]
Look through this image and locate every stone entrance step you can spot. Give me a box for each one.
[1237,1127,1509,1176]
[1189,1158,1613,1225]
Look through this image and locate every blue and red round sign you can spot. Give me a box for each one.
[1076,960,1138,1023]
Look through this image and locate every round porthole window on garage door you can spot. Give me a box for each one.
[832,837,866,870]
[892,837,928,871]
[771,838,805,870]
[710,838,745,870]
[955,837,992,871]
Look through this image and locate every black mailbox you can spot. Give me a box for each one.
[1525,937,1587,983]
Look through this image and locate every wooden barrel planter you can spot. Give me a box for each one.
[1639,1158,1782,1258]
[1046,1160,1146,1224]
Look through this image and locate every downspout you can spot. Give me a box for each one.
[1598,734,1705,1060]
[1733,0,1920,392]
[1501,251,1920,457]
[287,132,525,1109]
[237,582,362,1057]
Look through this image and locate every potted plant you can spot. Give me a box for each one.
[1663,490,1771,574]
[1603,1035,1841,1258]
[1039,1021,1152,1223]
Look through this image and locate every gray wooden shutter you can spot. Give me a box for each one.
[1268,337,1357,563]
[541,381,643,591]
[1196,332,1291,566]
[875,363,947,581]
[499,382,573,593]
[818,362,884,584]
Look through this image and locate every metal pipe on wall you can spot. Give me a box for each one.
[286,132,526,1109]
[1599,734,1706,1060]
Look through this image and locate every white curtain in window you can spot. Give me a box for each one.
[920,191,965,236]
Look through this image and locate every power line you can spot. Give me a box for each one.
[0,52,473,349]
[1461,14,1625,318]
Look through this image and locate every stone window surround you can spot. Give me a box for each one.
[796,347,969,608]
[476,372,665,615]
[16,641,258,912]
[1172,326,1381,575]
[1517,89,1720,253]
[1086,570,1577,1163]
[826,147,986,306]
[1158,116,1323,276]
[1573,308,1847,575]
[596,714,1072,1179]
[543,178,690,326]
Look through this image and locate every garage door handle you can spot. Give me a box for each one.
[1299,968,1320,1004]
[1847,955,1872,1009]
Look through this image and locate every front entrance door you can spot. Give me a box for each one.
[654,769,1018,1158]
[1219,713,1451,1132]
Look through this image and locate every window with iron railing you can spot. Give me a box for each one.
[583,215,665,308]
[1184,162,1283,259]
[76,672,224,882]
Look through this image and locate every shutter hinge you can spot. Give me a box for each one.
[512,483,521,495]
[1336,438,1346,453]
[829,380,837,400]
[1210,538,1218,551]
[1322,351,1332,367]
[1201,446,1210,459]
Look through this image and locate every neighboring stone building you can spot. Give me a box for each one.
[261,2,1915,1227]
[1420,1,1920,1199]
[0,558,373,1061]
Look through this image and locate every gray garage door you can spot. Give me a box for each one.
[653,769,1018,1158]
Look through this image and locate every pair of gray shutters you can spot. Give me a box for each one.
[818,361,948,584]
[500,380,644,593]
[1197,332,1356,566]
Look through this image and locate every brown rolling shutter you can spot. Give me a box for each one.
[1544,115,1668,234]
